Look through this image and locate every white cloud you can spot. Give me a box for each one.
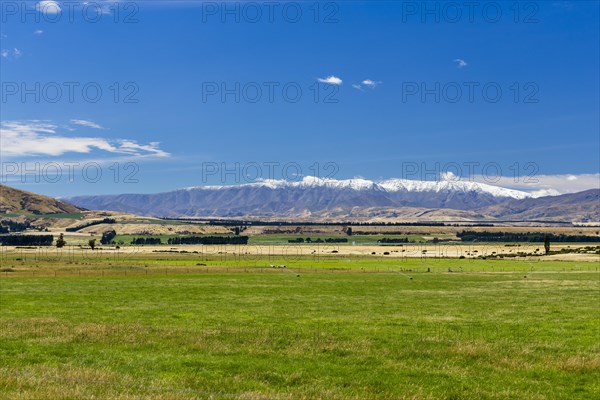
[362,79,381,88]
[440,171,459,181]
[0,120,169,158]
[2,48,22,60]
[35,1,118,17]
[77,1,117,15]
[530,188,562,197]
[36,1,61,15]
[472,173,600,196]
[352,79,382,91]
[70,119,104,129]
[318,76,343,85]
[453,59,468,68]
[34,30,44,35]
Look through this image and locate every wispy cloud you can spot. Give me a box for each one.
[362,79,381,88]
[70,119,104,129]
[34,30,44,35]
[0,120,169,158]
[1,48,22,60]
[36,1,61,15]
[318,76,343,85]
[473,173,600,196]
[453,59,468,68]
[352,79,382,91]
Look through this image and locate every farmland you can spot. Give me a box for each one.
[0,247,598,399]
[1,204,599,399]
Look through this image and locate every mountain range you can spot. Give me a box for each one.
[64,177,600,223]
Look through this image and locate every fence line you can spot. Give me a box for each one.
[0,264,596,279]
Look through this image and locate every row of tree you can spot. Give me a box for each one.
[0,232,253,248]
[131,237,162,245]
[377,238,410,244]
[288,237,349,243]
[197,219,447,227]
[0,234,54,246]
[66,218,116,232]
[167,236,249,245]
[0,220,32,233]
[457,231,600,242]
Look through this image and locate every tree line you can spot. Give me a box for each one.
[131,237,162,245]
[0,234,54,246]
[66,218,116,232]
[377,238,410,244]
[129,236,250,245]
[457,231,600,242]
[167,236,249,245]
[164,218,448,227]
[0,220,32,233]
[287,238,349,243]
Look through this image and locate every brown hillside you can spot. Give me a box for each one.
[0,184,83,214]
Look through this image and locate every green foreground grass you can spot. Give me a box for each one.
[0,257,598,399]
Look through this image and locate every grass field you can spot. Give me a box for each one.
[0,252,598,399]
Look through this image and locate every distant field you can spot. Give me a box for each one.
[248,234,430,245]
[1,244,599,273]
[0,252,598,399]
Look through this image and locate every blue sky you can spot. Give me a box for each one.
[1,0,599,196]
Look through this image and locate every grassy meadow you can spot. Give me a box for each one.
[0,250,598,399]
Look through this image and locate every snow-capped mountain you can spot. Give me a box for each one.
[188,176,532,198]
[187,177,380,192]
[67,176,543,218]
[378,178,531,199]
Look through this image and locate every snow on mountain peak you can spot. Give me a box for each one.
[186,176,534,199]
[243,176,377,190]
[378,178,532,199]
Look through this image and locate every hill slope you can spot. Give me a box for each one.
[0,184,83,215]
[477,189,600,223]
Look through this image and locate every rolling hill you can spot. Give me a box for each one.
[477,189,600,223]
[0,184,83,215]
